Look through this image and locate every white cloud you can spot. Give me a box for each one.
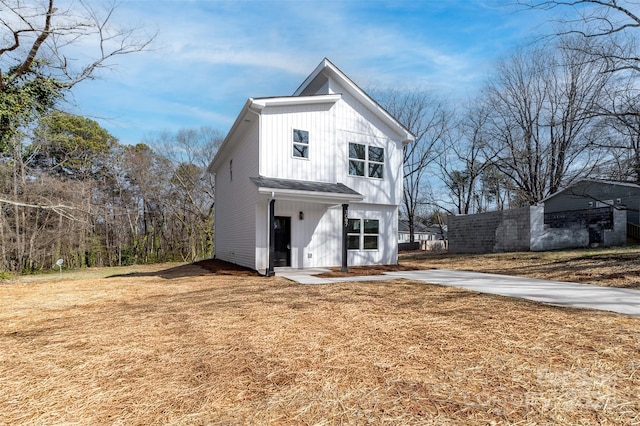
[63,0,551,144]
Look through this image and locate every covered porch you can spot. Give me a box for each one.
[250,176,363,276]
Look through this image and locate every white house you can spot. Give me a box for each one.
[208,58,414,275]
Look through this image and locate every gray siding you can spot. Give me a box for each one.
[544,181,640,225]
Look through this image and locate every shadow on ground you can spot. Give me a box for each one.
[107,259,259,280]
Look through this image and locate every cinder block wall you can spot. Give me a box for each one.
[605,208,627,247]
[448,207,531,254]
[530,205,589,251]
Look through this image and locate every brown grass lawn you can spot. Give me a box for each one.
[1,254,639,425]
[399,245,640,289]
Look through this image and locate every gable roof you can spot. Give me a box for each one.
[208,58,415,174]
[398,220,446,234]
[539,179,640,204]
[294,58,415,145]
[398,219,430,234]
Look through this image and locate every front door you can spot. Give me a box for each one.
[273,216,291,267]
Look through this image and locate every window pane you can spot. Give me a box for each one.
[363,219,379,234]
[347,235,360,250]
[293,129,309,144]
[369,162,383,178]
[363,235,378,250]
[349,160,365,176]
[369,146,384,162]
[349,143,365,159]
[293,144,308,158]
[347,218,360,233]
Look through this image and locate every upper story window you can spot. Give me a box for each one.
[349,143,384,178]
[293,129,309,159]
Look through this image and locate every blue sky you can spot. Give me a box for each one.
[67,0,552,146]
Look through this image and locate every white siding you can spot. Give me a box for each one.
[213,63,407,271]
[258,93,404,207]
[259,103,337,183]
[255,200,343,270]
[214,122,260,269]
[254,200,398,270]
[335,91,404,206]
[347,204,398,266]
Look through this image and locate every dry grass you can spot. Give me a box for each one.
[1,259,639,425]
[400,245,640,289]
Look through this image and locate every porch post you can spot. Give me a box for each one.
[267,199,275,277]
[342,203,348,273]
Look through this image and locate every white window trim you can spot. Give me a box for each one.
[292,128,310,160]
[348,142,384,179]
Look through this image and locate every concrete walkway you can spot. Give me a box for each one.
[277,268,640,316]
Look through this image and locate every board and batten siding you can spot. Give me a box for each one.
[214,122,260,270]
[347,204,398,266]
[253,201,398,271]
[257,94,404,208]
[334,90,405,206]
[259,103,337,183]
[255,200,343,271]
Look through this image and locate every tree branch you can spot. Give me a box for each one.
[0,197,85,221]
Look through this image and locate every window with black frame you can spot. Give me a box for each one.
[347,218,361,249]
[348,143,383,178]
[347,218,379,250]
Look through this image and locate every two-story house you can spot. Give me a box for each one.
[208,58,414,275]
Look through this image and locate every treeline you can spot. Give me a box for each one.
[0,112,221,273]
[377,31,640,242]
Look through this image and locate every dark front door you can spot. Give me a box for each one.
[273,216,291,267]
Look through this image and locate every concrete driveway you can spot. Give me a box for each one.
[277,268,640,316]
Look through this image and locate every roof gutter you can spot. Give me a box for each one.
[257,186,364,203]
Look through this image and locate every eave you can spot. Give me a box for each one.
[294,58,415,145]
[208,94,342,174]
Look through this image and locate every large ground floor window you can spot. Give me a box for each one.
[347,218,379,250]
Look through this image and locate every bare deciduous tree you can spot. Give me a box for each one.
[481,37,611,205]
[438,103,500,214]
[0,0,154,146]
[520,1,640,72]
[374,88,451,243]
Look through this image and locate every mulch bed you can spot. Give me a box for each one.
[314,263,429,278]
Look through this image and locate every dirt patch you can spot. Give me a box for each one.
[193,258,259,275]
[105,258,259,280]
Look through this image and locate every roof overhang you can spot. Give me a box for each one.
[294,58,415,145]
[251,94,341,109]
[207,95,342,174]
[251,176,364,205]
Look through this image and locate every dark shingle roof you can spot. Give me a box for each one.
[250,176,361,196]
[398,220,430,233]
